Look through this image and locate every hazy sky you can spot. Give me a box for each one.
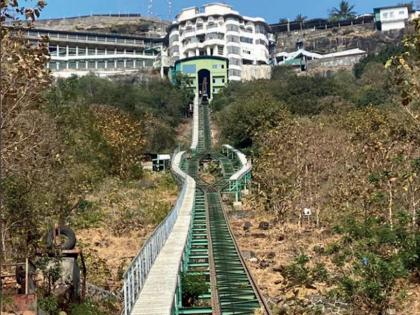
[41,1,417,23]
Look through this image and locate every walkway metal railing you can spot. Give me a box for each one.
[122,151,189,315]
[190,95,199,153]
[222,144,252,202]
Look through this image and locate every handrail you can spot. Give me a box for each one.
[190,95,199,152]
[122,150,190,315]
[222,144,252,181]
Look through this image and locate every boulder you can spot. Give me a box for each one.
[258,221,270,230]
[243,221,252,232]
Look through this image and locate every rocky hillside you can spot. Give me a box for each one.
[35,14,170,37]
[275,23,406,54]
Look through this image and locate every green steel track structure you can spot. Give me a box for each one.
[173,100,270,315]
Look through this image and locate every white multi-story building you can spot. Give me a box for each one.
[167,3,272,81]
[23,28,164,78]
[374,5,410,31]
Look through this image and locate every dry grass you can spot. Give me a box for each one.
[74,171,178,290]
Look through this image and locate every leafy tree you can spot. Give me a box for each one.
[354,45,404,78]
[1,0,50,269]
[388,18,420,123]
[329,1,356,21]
[217,90,288,148]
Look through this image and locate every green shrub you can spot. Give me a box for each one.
[284,253,311,285]
[181,272,209,307]
[38,296,59,314]
[70,299,105,315]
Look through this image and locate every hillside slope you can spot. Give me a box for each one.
[35,15,169,37]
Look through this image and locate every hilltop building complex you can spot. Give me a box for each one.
[166,3,272,82]
[19,3,420,83]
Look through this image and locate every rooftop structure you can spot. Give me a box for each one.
[275,48,367,73]
[374,5,410,31]
[167,3,273,81]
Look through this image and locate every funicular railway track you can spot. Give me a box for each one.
[179,99,270,315]
[123,98,269,315]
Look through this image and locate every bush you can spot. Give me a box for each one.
[353,45,404,78]
[70,299,106,315]
[284,254,311,285]
[181,272,209,307]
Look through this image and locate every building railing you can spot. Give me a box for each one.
[270,15,374,33]
[122,150,188,315]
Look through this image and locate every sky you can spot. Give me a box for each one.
[40,1,419,23]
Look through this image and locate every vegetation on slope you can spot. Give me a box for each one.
[0,3,191,312]
[215,22,419,314]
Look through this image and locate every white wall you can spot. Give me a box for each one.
[381,20,406,31]
[380,7,409,22]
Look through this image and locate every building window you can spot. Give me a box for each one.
[48,61,58,70]
[88,48,96,55]
[88,61,96,69]
[229,58,241,66]
[79,61,87,69]
[68,47,77,56]
[126,60,134,68]
[58,46,66,57]
[226,24,239,32]
[227,35,240,43]
[78,47,87,55]
[117,60,125,68]
[97,60,106,69]
[58,61,67,70]
[227,46,240,54]
[228,69,241,77]
[240,37,253,44]
[49,46,58,56]
[183,64,196,73]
